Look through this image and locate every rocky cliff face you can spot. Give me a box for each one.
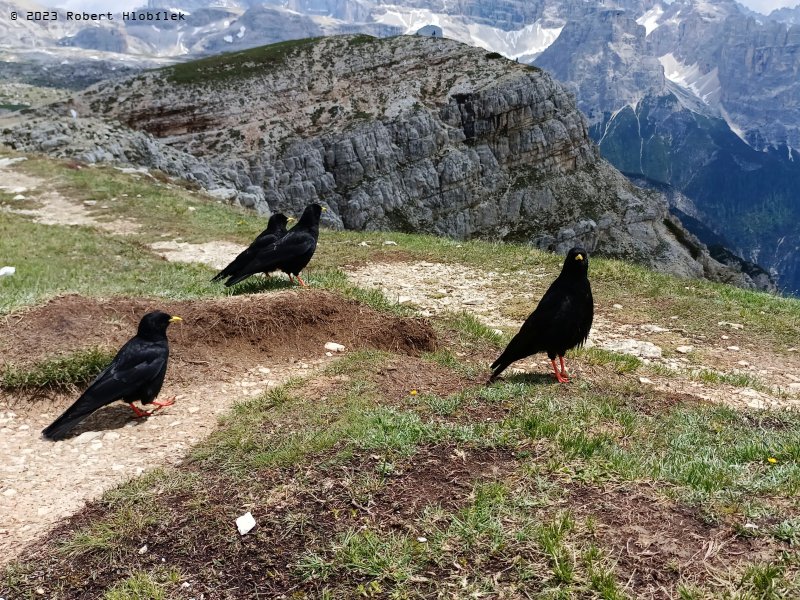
[0,35,763,287]
[536,8,664,124]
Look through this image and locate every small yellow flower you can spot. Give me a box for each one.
[410,389,418,396]
[767,457,778,464]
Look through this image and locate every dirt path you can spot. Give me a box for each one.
[0,157,140,235]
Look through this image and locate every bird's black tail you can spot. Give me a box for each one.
[488,355,510,382]
[210,269,229,282]
[223,273,250,287]
[41,395,98,441]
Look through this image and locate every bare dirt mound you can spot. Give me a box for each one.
[0,291,436,565]
[1,290,436,375]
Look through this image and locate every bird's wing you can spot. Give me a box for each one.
[42,339,168,440]
[225,231,315,285]
[211,234,279,282]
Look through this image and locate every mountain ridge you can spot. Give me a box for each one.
[0,34,769,289]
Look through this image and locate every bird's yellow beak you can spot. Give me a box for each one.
[169,316,183,323]
[287,217,296,222]
[575,254,584,261]
[322,206,328,211]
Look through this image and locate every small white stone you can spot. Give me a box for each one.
[358,241,370,247]
[103,432,120,441]
[188,206,196,212]
[187,406,200,414]
[640,324,669,333]
[727,346,740,352]
[257,367,271,374]
[721,335,730,339]
[12,194,25,200]
[638,377,654,385]
[383,240,397,246]
[2,489,17,497]
[236,511,256,535]
[417,536,428,543]
[737,360,750,367]
[718,321,744,330]
[73,431,102,444]
[462,298,482,305]
[17,424,29,431]
[138,544,148,554]
[0,267,15,277]
[612,303,623,309]
[398,296,413,304]
[325,352,333,357]
[675,346,694,354]
[83,200,97,206]
[493,329,503,336]
[324,342,345,352]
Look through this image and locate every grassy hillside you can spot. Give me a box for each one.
[1,153,799,598]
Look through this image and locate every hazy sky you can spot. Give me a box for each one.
[36,0,800,16]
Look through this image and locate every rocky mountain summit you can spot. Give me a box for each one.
[1,35,767,289]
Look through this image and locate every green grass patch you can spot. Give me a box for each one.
[165,38,321,85]
[103,568,182,600]
[1,347,115,391]
[0,212,218,315]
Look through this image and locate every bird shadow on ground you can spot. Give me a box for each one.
[497,372,558,386]
[223,276,295,296]
[59,403,155,439]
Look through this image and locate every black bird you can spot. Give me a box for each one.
[211,213,290,283]
[489,247,593,383]
[42,311,182,441]
[223,203,324,288]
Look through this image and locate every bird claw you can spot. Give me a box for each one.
[151,396,176,409]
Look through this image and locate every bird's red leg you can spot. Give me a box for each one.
[128,403,152,418]
[295,274,308,287]
[550,359,569,383]
[150,396,176,410]
[288,274,294,284]
[559,356,570,382]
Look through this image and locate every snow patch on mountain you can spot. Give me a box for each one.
[637,5,664,35]
[659,53,721,106]
[373,7,561,59]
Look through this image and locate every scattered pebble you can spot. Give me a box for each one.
[383,240,397,246]
[675,346,694,354]
[0,267,15,277]
[612,303,623,309]
[640,324,669,333]
[324,342,346,352]
[727,346,740,352]
[638,377,654,385]
[718,321,744,330]
[138,544,148,554]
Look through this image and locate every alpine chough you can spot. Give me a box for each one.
[211,213,289,283]
[489,247,593,383]
[223,203,324,287]
[42,311,182,441]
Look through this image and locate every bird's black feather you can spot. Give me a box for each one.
[211,213,289,283]
[42,311,179,441]
[223,203,323,287]
[490,247,593,381]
